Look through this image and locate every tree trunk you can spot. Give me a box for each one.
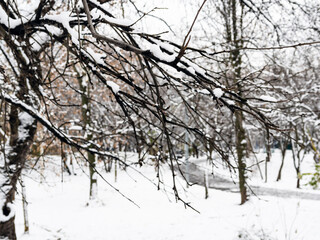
[265,128,271,183]
[76,69,97,200]
[217,0,248,203]
[89,151,97,199]
[291,125,304,189]
[235,110,248,204]
[229,0,248,204]
[0,106,37,240]
[296,169,301,189]
[276,138,287,181]
[276,156,285,181]
[20,177,29,234]
[0,216,16,240]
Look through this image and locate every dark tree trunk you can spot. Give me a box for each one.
[228,0,247,204]
[0,105,37,240]
[0,36,41,237]
[265,128,272,183]
[276,138,287,181]
[276,156,285,181]
[0,216,16,240]
[296,170,301,189]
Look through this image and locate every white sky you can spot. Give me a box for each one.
[124,0,203,41]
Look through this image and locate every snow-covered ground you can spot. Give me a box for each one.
[15,150,320,240]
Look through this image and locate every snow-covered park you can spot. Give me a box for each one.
[14,150,320,240]
[1,1,320,240]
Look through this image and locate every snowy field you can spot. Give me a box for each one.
[15,151,320,240]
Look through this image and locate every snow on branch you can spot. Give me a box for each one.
[2,93,119,160]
